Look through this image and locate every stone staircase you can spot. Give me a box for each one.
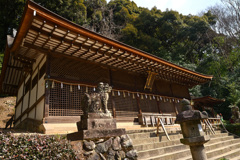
[128,130,240,160]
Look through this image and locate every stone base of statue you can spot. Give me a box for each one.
[67,113,126,140]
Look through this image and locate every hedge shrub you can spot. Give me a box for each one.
[0,132,78,159]
[225,123,240,137]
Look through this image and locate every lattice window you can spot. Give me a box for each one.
[114,92,138,117]
[49,82,114,116]
[139,96,159,113]
[49,82,97,116]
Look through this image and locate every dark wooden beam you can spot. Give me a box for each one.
[3,83,18,88]
[14,54,36,63]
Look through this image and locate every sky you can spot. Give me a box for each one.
[106,0,221,15]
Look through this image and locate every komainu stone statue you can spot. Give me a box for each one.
[230,106,240,123]
[67,82,126,140]
[82,82,112,117]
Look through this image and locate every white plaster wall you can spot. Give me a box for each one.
[17,84,24,102]
[39,56,46,68]
[15,102,22,119]
[32,68,38,80]
[28,107,35,119]
[22,91,29,113]
[25,75,30,83]
[36,99,44,120]
[30,86,37,107]
[37,75,45,99]
[21,113,27,121]
[32,54,44,72]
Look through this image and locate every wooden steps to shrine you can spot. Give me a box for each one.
[128,130,240,160]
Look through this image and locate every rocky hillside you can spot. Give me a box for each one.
[0,97,16,129]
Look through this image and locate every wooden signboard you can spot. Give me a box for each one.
[144,71,157,91]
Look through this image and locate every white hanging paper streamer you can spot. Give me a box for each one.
[46,81,49,89]
[153,95,155,100]
[137,93,139,97]
[51,81,55,88]
[160,96,162,100]
[150,95,152,100]
[173,99,175,102]
[61,82,63,89]
[70,85,73,92]
[118,91,120,96]
[166,98,169,102]
[157,96,159,101]
[141,94,143,99]
[86,86,88,93]
[78,84,81,90]
[93,87,96,91]
[145,94,147,99]
[128,92,130,96]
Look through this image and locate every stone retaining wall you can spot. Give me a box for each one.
[71,134,137,160]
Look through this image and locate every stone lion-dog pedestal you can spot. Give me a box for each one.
[67,82,125,140]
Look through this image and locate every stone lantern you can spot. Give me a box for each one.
[176,99,210,160]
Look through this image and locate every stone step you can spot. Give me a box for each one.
[43,123,78,134]
[208,147,240,160]
[129,129,224,140]
[138,147,190,160]
[230,155,240,160]
[137,135,239,160]
[132,134,183,145]
[176,138,240,160]
[135,135,233,152]
[207,139,240,159]
[138,142,188,159]
[132,132,229,146]
[206,138,240,152]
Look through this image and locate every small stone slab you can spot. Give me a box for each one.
[78,118,117,130]
[67,128,126,141]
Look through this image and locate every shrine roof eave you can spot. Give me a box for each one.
[0,0,213,95]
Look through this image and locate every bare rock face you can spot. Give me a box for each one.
[126,149,138,159]
[87,150,100,160]
[72,135,136,159]
[96,138,113,153]
[99,153,106,160]
[83,140,96,151]
[107,148,116,160]
[116,150,126,159]
[112,136,121,151]
[121,135,133,148]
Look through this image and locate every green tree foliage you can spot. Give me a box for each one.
[34,0,86,24]
[0,0,25,51]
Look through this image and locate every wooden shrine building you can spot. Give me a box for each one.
[0,1,213,133]
[193,96,225,118]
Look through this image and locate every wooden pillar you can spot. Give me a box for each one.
[109,69,116,118]
[136,95,142,114]
[170,84,178,115]
[211,108,215,118]
[44,55,51,118]
[156,100,162,114]
[27,71,33,118]
[20,74,26,122]
[35,65,39,119]
[111,97,116,118]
